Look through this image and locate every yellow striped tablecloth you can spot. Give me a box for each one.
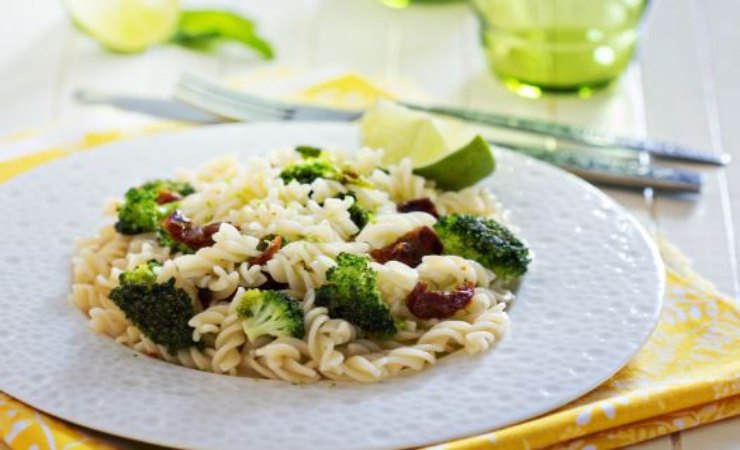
[1,72,738,450]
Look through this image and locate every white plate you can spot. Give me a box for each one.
[0,122,663,450]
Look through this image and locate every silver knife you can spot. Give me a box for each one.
[491,141,702,192]
[405,103,730,166]
[74,89,703,192]
[74,90,224,124]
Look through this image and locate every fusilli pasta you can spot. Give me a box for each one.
[70,147,520,383]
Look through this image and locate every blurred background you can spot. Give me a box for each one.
[0,0,666,132]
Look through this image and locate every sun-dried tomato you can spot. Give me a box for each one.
[155,191,183,204]
[397,198,439,218]
[406,281,475,319]
[370,226,443,267]
[249,235,283,265]
[163,211,223,250]
[197,288,214,310]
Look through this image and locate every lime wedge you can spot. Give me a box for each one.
[412,135,495,190]
[360,101,495,190]
[66,0,180,53]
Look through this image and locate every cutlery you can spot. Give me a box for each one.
[175,73,729,166]
[74,90,223,123]
[74,88,704,192]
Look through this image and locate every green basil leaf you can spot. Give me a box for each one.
[172,10,274,59]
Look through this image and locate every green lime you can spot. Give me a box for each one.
[412,135,495,190]
[66,0,180,53]
[360,101,495,190]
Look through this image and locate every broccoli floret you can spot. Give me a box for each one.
[279,155,373,187]
[109,262,200,355]
[119,260,160,285]
[295,145,323,159]
[335,192,371,230]
[434,214,531,281]
[114,179,194,235]
[316,253,397,338]
[279,159,342,185]
[140,180,195,196]
[114,188,168,234]
[236,289,305,341]
[348,202,370,229]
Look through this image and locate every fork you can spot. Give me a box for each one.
[174,73,728,166]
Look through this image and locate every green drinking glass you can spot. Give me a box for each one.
[471,0,650,96]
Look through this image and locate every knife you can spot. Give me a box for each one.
[491,141,702,192]
[406,103,729,166]
[74,89,703,192]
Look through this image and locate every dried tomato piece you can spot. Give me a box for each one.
[406,281,475,320]
[197,288,214,310]
[397,198,439,218]
[250,235,283,265]
[370,226,443,267]
[155,191,183,204]
[343,169,360,181]
[163,211,223,250]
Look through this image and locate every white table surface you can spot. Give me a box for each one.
[1,0,739,449]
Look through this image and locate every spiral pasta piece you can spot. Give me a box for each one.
[266,241,368,293]
[211,288,247,375]
[417,255,495,289]
[172,224,261,278]
[368,158,432,202]
[355,212,436,249]
[189,303,231,342]
[245,338,319,383]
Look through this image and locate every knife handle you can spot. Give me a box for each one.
[492,141,703,192]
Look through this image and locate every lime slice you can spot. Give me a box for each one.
[412,135,494,190]
[360,101,495,190]
[66,0,180,53]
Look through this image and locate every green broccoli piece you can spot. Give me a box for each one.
[119,260,160,285]
[280,154,373,187]
[140,180,195,196]
[295,145,323,159]
[114,179,194,235]
[279,159,342,185]
[334,192,371,230]
[114,188,168,234]
[156,228,193,255]
[109,262,201,355]
[434,214,531,281]
[316,253,397,339]
[348,202,370,230]
[236,289,305,341]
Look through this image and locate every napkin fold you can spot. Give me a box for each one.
[1,71,738,450]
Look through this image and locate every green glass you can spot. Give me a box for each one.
[471,0,649,96]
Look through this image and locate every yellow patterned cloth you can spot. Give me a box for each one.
[427,266,740,450]
[1,73,738,450]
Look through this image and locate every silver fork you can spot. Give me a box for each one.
[174,73,728,166]
[174,73,362,122]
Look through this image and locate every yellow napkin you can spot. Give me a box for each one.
[1,73,738,450]
[431,263,740,450]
